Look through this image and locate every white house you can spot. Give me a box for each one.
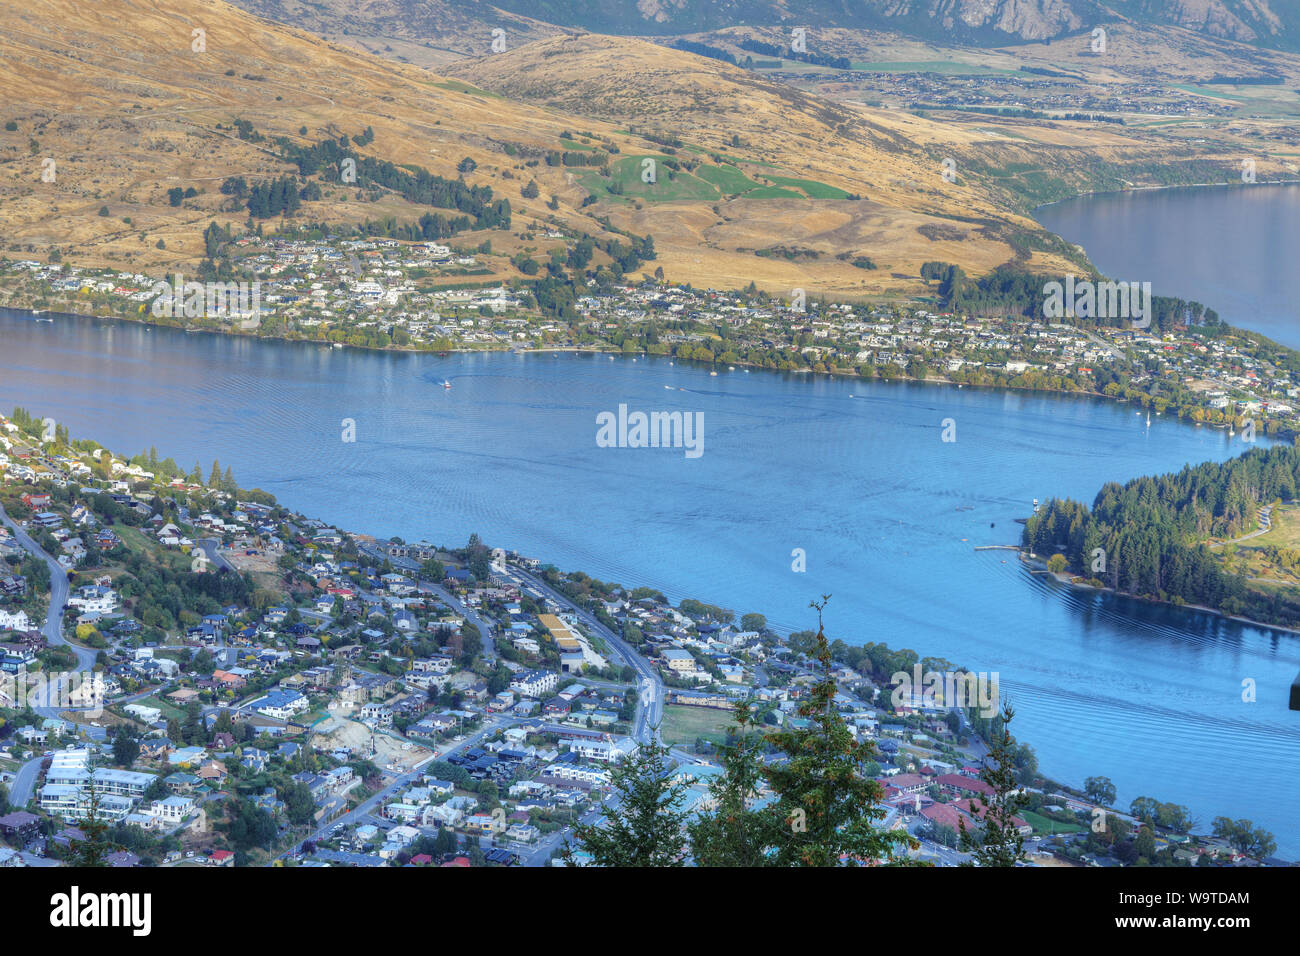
[67,585,117,614]
[509,669,557,699]
[124,703,162,724]
[252,688,308,720]
[0,609,30,630]
[147,795,195,824]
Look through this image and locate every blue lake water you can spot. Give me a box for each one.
[1,309,1297,854]
[1036,182,1300,349]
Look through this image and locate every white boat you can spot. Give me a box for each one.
[442,380,452,389]
[332,343,343,349]
[709,370,718,376]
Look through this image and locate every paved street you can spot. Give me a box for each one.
[1,504,104,741]
[511,566,664,743]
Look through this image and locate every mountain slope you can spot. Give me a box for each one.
[227,0,568,67]
[483,0,1101,43]
[0,0,665,278]
[0,0,1093,298]
[461,0,1300,50]
[449,33,1087,291]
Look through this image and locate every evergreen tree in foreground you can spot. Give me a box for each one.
[562,737,688,867]
[761,597,919,866]
[688,701,773,867]
[959,701,1030,867]
[67,784,120,867]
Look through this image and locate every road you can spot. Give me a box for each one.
[0,504,106,740]
[511,566,664,744]
[193,537,235,572]
[357,543,497,662]
[521,797,610,867]
[8,754,45,807]
[416,579,497,662]
[0,504,89,669]
[1212,504,1273,550]
[1049,322,1129,364]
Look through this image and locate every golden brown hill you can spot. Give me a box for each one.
[448,33,1090,294]
[4,0,1242,303]
[0,0,680,282]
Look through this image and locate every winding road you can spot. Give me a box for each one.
[0,504,103,738]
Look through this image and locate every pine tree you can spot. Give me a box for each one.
[223,465,236,494]
[687,701,772,867]
[209,459,222,488]
[67,784,118,867]
[958,701,1030,867]
[562,737,688,867]
[761,597,919,866]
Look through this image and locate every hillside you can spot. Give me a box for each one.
[5,0,1293,302]
[0,0,1092,300]
[448,33,1090,293]
[227,0,569,67]
[0,0,696,286]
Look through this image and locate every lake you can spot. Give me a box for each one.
[1,309,1297,854]
[1036,182,1300,349]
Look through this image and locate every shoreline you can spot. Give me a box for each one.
[1019,550,1300,638]
[0,304,1284,441]
[1031,177,1300,211]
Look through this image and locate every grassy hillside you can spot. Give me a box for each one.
[6,0,1297,302]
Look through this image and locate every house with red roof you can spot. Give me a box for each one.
[935,773,995,799]
[952,798,1032,836]
[920,802,970,832]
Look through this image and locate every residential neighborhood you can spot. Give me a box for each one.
[5,250,1299,445]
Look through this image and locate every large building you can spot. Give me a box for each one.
[537,614,582,655]
[38,758,155,822]
[509,669,557,699]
